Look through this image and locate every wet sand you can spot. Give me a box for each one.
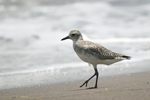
[0,72,150,100]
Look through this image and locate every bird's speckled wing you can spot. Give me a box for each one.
[74,40,124,60]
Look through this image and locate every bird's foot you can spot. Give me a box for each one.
[87,86,97,89]
[80,80,89,88]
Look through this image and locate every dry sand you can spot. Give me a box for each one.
[0,72,150,100]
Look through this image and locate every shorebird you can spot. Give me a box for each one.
[61,30,131,89]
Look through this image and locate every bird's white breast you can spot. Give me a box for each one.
[75,52,122,65]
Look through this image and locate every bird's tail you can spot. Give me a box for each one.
[122,56,131,60]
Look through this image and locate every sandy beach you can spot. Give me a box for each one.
[0,72,149,100]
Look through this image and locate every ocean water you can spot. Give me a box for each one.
[0,0,150,90]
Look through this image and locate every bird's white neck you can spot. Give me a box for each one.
[73,37,83,48]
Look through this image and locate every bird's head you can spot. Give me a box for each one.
[61,30,83,41]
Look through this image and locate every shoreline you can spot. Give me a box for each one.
[0,72,150,100]
[1,59,150,90]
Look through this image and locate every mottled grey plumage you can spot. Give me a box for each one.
[61,30,131,89]
[74,40,126,61]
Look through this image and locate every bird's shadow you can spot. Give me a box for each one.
[71,86,103,91]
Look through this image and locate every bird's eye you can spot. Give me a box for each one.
[71,34,75,36]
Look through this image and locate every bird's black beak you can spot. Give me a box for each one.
[61,36,70,41]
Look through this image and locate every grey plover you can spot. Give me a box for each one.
[61,30,131,89]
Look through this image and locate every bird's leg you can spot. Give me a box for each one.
[88,67,99,89]
[94,67,99,88]
[80,65,99,88]
[80,73,96,88]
